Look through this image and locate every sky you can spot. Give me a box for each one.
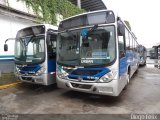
[102,0,160,48]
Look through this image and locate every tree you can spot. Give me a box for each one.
[17,0,85,25]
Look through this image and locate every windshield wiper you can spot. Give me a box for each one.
[26,35,36,46]
[19,35,35,47]
[18,35,36,60]
[81,24,98,40]
[89,24,98,34]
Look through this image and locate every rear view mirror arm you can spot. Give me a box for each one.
[5,38,15,44]
[4,38,16,52]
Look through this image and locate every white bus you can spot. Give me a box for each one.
[56,10,139,96]
[4,24,58,85]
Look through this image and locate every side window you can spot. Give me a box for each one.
[47,30,57,59]
[133,38,136,51]
[118,20,125,58]
[130,34,133,50]
[118,36,125,58]
[135,41,138,52]
[125,29,130,50]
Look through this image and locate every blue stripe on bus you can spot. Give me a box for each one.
[119,57,128,77]
[18,65,41,74]
[0,56,15,62]
[0,55,14,58]
[119,51,134,77]
[48,59,56,73]
[0,59,15,62]
[68,68,110,80]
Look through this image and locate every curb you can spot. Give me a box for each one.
[0,81,21,90]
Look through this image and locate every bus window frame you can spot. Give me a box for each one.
[46,29,57,59]
[117,20,126,58]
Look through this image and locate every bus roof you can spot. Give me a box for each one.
[59,10,117,31]
[59,9,137,41]
[20,24,58,31]
[62,9,116,22]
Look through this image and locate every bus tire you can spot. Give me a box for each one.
[124,72,130,90]
[135,63,139,74]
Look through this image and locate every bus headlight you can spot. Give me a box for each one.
[15,66,20,74]
[56,67,69,80]
[57,72,69,79]
[36,67,46,76]
[98,71,116,83]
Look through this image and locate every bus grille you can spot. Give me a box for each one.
[71,83,92,89]
[21,77,33,82]
[20,67,37,71]
[18,65,41,74]
[69,76,96,81]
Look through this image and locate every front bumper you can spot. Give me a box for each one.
[57,76,119,96]
[15,73,56,85]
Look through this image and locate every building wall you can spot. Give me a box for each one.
[0,14,36,73]
[0,0,34,15]
[0,14,36,56]
[0,0,36,73]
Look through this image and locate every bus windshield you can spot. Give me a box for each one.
[15,35,45,65]
[15,25,45,65]
[57,25,116,67]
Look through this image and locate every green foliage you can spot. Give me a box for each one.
[4,0,10,10]
[17,0,85,25]
[5,0,9,6]
[124,20,131,31]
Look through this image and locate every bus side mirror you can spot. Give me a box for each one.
[4,44,8,51]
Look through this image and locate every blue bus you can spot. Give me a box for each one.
[4,24,58,85]
[56,10,139,96]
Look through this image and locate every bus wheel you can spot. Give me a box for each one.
[135,64,139,74]
[124,73,130,90]
[127,73,130,84]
